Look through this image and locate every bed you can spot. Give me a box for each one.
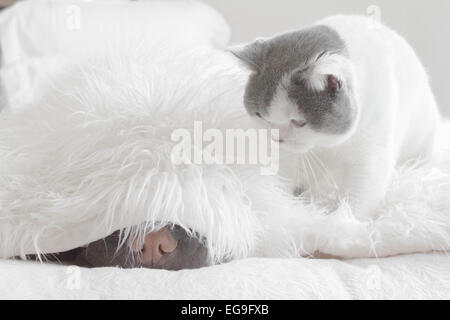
[1,254,448,299]
[0,0,449,300]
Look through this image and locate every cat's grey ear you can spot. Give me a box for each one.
[229,39,265,71]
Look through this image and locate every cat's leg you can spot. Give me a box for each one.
[343,144,395,220]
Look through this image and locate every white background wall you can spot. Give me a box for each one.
[207,0,450,116]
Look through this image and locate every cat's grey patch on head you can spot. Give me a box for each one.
[288,72,356,134]
[233,25,355,135]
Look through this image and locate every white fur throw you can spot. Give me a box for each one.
[1,45,449,264]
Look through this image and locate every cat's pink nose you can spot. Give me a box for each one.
[272,119,307,143]
[272,136,285,143]
[131,227,178,267]
[272,126,290,143]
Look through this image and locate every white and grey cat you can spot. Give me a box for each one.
[232,15,441,219]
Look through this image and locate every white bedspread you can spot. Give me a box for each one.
[2,254,449,299]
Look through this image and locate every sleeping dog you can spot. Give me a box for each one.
[28,226,210,270]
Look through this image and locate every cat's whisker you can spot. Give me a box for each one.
[304,153,320,195]
[310,151,338,190]
[306,153,326,192]
[299,155,311,195]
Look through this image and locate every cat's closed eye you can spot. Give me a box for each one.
[290,71,306,87]
[292,77,304,87]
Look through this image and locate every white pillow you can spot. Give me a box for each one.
[0,0,231,108]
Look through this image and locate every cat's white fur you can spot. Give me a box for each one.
[269,16,441,219]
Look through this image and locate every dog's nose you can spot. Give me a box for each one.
[132,227,178,267]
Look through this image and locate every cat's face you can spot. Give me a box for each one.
[232,26,359,153]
